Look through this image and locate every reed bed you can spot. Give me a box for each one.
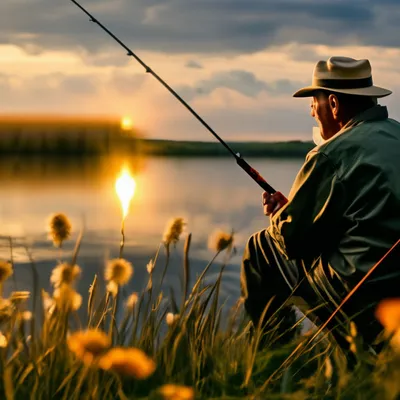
[0,214,399,400]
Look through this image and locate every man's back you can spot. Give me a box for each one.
[317,105,400,279]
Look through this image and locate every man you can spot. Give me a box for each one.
[241,56,400,356]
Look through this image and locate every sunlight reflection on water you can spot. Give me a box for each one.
[0,155,303,310]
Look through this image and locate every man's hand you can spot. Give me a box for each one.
[262,191,288,216]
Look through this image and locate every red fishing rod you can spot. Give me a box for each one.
[70,0,276,194]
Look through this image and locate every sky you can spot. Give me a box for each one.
[1,0,400,141]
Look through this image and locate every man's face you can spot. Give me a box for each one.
[310,92,340,140]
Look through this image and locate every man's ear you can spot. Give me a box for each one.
[328,94,340,117]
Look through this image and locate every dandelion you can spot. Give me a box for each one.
[0,332,7,348]
[126,292,139,310]
[53,284,82,312]
[163,218,185,247]
[166,312,179,326]
[99,347,156,379]
[48,213,72,247]
[208,229,234,252]
[158,384,195,400]
[0,261,13,283]
[67,329,111,365]
[146,259,155,274]
[105,258,133,286]
[50,263,81,288]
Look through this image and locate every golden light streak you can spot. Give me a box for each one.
[115,167,136,219]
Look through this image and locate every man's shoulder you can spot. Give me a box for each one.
[317,117,400,156]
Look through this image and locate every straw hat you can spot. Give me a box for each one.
[293,56,392,98]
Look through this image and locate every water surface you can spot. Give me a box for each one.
[0,155,303,311]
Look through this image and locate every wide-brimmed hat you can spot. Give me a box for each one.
[293,56,392,98]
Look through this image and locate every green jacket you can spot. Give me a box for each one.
[268,105,400,279]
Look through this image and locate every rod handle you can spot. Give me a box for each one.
[236,156,276,194]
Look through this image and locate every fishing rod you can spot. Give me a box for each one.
[70,0,276,194]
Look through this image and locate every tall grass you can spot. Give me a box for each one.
[0,216,399,400]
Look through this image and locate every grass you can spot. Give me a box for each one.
[0,215,399,400]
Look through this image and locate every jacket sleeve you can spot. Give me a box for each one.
[267,151,346,260]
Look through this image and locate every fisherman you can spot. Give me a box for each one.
[241,56,400,357]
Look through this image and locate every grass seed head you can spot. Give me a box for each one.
[163,218,186,247]
[48,213,72,247]
[53,284,82,312]
[125,292,139,310]
[208,230,234,252]
[0,261,13,284]
[50,263,81,289]
[105,258,133,286]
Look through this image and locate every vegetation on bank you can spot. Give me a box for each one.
[0,214,400,399]
[0,115,314,157]
[136,139,314,158]
[0,136,314,158]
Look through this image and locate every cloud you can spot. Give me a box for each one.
[177,70,304,100]
[1,0,400,59]
[109,72,146,95]
[185,60,203,69]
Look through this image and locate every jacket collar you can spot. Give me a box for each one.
[342,105,388,131]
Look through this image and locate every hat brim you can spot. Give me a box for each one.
[293,85,392,98]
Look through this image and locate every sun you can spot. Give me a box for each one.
[121,116,133,131]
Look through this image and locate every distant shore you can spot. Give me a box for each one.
[137,139,313,158]
[0,114,313,157]
[0,137,314,158]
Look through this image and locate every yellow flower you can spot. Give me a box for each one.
[48,213,72,247]
[105,259,133,286]
[53,284,82,312]
[67,329,111,365]
[208,230,234,252]
[0,261,13,283]
[99,347,156,379]
[50,263,81,288]
[163,218,186,247]
[158,384,195,400]
[126,292,139,310]
[375,298,400,333]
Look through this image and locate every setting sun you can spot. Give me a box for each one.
[121,116,133,131]
[115,167,136,219]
